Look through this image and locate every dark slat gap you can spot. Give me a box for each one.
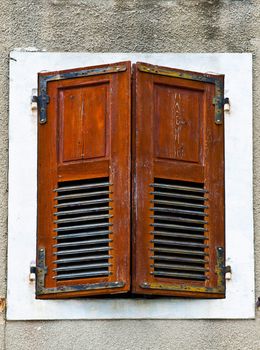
[151,271,207,280]
[150,215,207,225]
[54,214,112,224]
[151,263,209,272]
[55,198,112,209]
[54,222,113,232]
[53,238,112,248]
[150,207,208,216]
[54,271,111,280]
[150,191,207,201]
[54,182,112,192]
[53,262,112,272]
[54,230,112,240]
[151,230,208,240]
[54,206,112,217]
[54,247,112,256]
[150,255,208,264]
[53,254,112,264]
[150,239,208,249]
[55,190,112,201]
[151,223,207,232]
[150,183,207,193]
[151,199,208,209]
[151,247,208,256]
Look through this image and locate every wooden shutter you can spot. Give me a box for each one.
[132,62,225,298]
[36,62,131,298]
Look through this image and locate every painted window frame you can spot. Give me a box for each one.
[7,52,254,320]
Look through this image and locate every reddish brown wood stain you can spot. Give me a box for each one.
[154,84,201,163]
[37,62,131,298]
[132,62,225,298]
[37,61,225,299]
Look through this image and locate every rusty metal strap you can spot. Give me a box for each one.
[36,248,125,296]
[138,64,224,125]
[140,247,225,294]
[38,64,127,124]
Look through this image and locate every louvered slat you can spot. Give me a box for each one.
[53,177,113,281]
[150,178,209,281]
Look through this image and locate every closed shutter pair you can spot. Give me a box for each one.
[36,61,225,299]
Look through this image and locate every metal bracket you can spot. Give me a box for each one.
[33,94,50,124]
[138,64,224,125]
[36,248,125,296]
[37,64,127,124]
[140,247,225,295]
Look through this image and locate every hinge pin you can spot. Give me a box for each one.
[224,97,230,112]
[29,261,36,281]
[225,265,232,280]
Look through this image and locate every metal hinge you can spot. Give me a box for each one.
[31,94,50,124]
[212,97,229,124]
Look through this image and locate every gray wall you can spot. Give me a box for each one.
[0,0,260,349]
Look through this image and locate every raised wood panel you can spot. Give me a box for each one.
[59,82,109,164]
[154,83,203,163]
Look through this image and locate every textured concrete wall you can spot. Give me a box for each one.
[0,0,260,349]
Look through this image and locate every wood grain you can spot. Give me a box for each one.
[132,62,225,298]
[37,61,131,298]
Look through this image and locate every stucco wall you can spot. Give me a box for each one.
[0,0,260,349]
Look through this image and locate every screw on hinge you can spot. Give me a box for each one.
[256,297,260,311]
[225,265,232,280]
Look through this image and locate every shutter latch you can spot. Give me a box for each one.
[31,94,50,124]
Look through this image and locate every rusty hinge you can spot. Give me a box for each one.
[32,94,50,124]
[212,96,229,125]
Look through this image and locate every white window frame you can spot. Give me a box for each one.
[7,52,254,320]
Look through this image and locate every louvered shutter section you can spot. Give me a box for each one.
[132,62,225,297]
[36,62,131,298]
